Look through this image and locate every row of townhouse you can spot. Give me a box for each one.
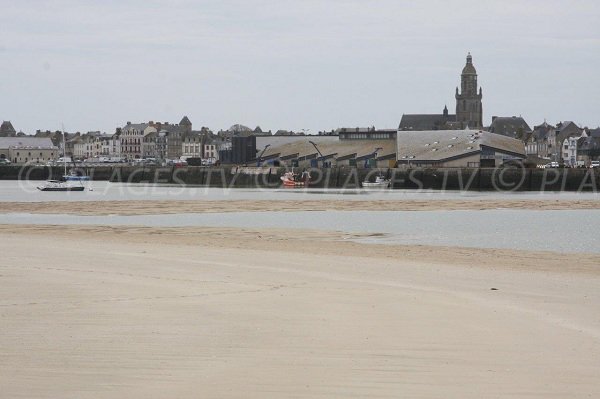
[486,117,600,166]
[47,116,230,162]
[524,121,600,166]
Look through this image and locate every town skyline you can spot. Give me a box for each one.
[1,1,599,134]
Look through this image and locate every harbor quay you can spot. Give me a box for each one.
[2,164,599,192]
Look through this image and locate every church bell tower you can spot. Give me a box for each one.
[455,53,483,129]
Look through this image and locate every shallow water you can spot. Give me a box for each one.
[1,210,599,254]
[1,181,600,202]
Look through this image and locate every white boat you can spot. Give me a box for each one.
[362,175,390,188]
[37,180,85,192]
[38,126,87,192]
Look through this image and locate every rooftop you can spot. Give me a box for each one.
[397,129,525,161]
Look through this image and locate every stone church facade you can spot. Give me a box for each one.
[399,54,483,130]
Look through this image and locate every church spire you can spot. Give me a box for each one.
[455,53,483,129]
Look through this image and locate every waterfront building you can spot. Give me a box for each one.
[562,136,580,166]
[120,122,154,160]
[0,137,58,164]
[396,130,525,168]
[255,135,394,168]
[577,128,600,164]
[555,121,583,148]
[181,131,203,159]
[142,131,158,159]
[525,121,557,160]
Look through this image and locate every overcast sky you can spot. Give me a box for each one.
[1,0,599,134]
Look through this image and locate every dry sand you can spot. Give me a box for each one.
[1,198,600,215]
[1,224,599,398]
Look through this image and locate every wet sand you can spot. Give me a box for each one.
[1,224,599,398]
[1,198,600,215]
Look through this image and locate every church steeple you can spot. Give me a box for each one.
[455,53,483,129]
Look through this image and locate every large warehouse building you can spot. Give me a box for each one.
[396,130,526,168]
[249,129,525,168]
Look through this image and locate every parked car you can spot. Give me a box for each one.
[544,162,560,168]
[0,158,12,165]
[591,161,600,168]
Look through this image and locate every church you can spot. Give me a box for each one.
[399,53,483,131]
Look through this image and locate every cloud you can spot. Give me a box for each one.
[1,0,598,133]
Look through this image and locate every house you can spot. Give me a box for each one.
[525,121,557,160]
[142,131,158,159]
[487,116,531,140]
[204,139,218,161]
[99,133,121,159]
[561,136,580,166]
[577,128,600,165]
[556,121,583,145]
[120,122,156,160]
[181,131,203,158]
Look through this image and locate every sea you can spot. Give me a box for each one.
[1,181,599,254]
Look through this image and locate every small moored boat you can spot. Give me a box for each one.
[280,170,310,187]
[37,180,85,192]
[362,175,390,188]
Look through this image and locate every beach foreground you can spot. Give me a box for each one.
[1,225,599,398]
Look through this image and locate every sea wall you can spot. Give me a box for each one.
[1,165,598,191]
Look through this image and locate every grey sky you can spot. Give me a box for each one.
[1,0,599,134]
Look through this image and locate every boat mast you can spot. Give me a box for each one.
[62,125,67,176]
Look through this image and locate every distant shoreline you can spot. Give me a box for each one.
[1,164,599,192]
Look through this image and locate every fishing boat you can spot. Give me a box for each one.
[362,174,390,188]
[37,180,85,191]
[280,170,310,187]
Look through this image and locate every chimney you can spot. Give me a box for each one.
[126,121,131,125]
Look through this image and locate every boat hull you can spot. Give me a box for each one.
[362,181,390,188]
[37,186,85,192]
[281,179,308,187]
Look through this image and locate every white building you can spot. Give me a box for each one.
[182,132,203,158]
[0,137,58,164]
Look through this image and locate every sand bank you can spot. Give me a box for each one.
[1,225,599,398]
[1,198,600,215]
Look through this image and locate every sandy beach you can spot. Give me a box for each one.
[2,198,600,215]
[1,224,599,398]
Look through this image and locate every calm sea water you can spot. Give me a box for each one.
[1,210,599,254]
[1,181,600,202]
